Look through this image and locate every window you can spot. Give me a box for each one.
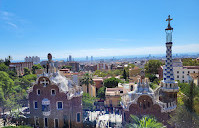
[177,75,179,78]
[44,118,48,127]
[37,89,41,95]
[193,71,196,73]
[188,71,190,74]
[76,113,81,123]
[177,71,179,73]
[35,117,39,126]
[182,71,184,74]
[51,89,56,95]
[57,101,63,110]
[182,75,184,78]
[34,101,38,109]
[54,119,59,128]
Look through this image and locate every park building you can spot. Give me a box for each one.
[28,53,83,128]
[121,15,179,127]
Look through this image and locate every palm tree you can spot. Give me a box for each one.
[81,73,94,94]
[126,115,164,128]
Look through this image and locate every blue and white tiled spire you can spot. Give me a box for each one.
[163,15,175,83]
[161,15,178,92]
[164,42,175,83]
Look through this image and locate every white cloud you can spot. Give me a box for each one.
[51,43,199,58]
[6,22,18,29]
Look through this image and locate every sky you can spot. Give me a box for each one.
[0,0,199,60]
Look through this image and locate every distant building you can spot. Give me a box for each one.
[67,62,79,72]
[69,55,72,62]
[91,56,93,62]
[25,56,40,64]
[9,62,33,76]
[172,58,183,67]
[173,66,199,83]
[97,62,108,71]
[86,56,88,61]
[59,69,70,76]
[84,65,97,72]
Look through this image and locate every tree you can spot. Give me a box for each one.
[145,60,162,74]
[80,73,93,94]
[0,63,9,72]
[4,56,12,66]
[103,77,121,88]
[126,115,164,128]
[169,105,199,128]
[123,69,127,80]
[61,65,72,70]
[97,86,106,99]
[20,74,37,89]
[0,71,14,114]
[182,58,199,66]
[146,73,158,82]
[82,93,96,110]
[169,81,199,127]
[32,64,43,74]
[23,67,31,76]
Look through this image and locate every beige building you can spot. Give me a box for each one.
[105,88,123,108]
[189,73,199,86]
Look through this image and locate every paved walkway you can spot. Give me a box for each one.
[87,111,122,128]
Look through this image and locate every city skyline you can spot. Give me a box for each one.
[0,0,199,60]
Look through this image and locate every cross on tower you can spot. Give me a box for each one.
[40,78,49,87]
[165,15,173,30]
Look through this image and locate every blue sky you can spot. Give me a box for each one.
[0,0,199,60]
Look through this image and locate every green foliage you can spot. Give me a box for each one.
[20,74,37,89]
[123,69,127,80]
[145,60,162,74]
[146,73,158,82]
[170,81,199,127]
[182,58,199,66]
[0,71,15,113]
[93,69,123,77]
[32,64,43,74]
[61,65,72,70]
[82,93,96,110]
[126,115,164,128]
[169,105,199,128]
[97,86,106,99]
[149,83,158,90]
[4,56,12,66]
[103,77,121,88]
[0,63,9,72]
[128,64,135,68]
[80,73,93,94]
[23,67,31,76]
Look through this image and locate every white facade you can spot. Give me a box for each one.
[173,66,199,83]
[25,56,40,64]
